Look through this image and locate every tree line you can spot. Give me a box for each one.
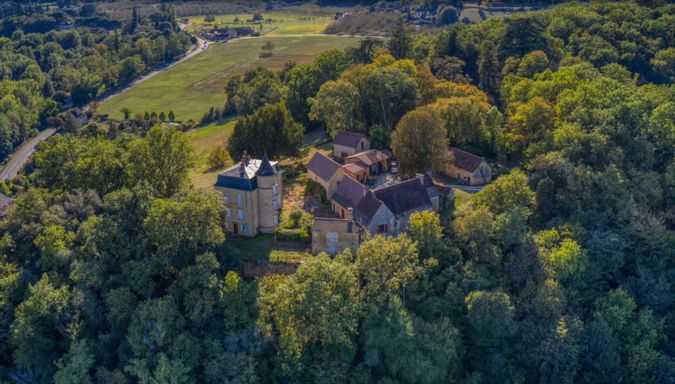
[0,3,192,161]
[0,1,673,383]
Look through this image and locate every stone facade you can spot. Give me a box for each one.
[312,210,360,256]
[214,153,282,237]
[445,147,492,185]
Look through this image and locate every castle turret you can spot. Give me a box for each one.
[255,153,281,233]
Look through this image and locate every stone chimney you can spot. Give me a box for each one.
[347,207,354,233]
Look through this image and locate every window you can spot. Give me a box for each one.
[236,193,243,206]
[377,224,388,234]
[241,224,248,233]
[327,232,338,243]
[328,245,336,255]
[237,208,244,220]
[223,192,230,204]
[225,207,231,218]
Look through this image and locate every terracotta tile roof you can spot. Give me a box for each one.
[344,149,389,166]
[374,178,432,215]
[307,152,341,182]
[332,175,367,208]
[448,147,485,173]
[342,162,368,174]
[333,131,368,148]
[313,217,354,233]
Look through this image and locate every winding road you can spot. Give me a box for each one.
[0,128,57,181]
[0,25,372,181]
[0,34,208,182]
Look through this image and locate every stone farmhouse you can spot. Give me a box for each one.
[309,144,447,243]
[332,131,370,159]
[311,208,360,256]
[445,146,492,185]
[306,152,345,199]
[214,152,282,237]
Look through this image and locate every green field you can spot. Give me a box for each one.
[99,35,361,121]
[188,12,334,36]
[188,120,235,189]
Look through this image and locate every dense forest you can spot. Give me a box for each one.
[0,1,674,384]
[0,2,192,161]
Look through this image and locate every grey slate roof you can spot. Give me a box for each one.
[354,190,384,224]
[333,131,368,149]
[448,147,485,173]
[332,175,367,208]
[307,152,341,182]
[313,217,354,233]
[374,178,432,215]
[215,158,279,190]
[256,153,278,176]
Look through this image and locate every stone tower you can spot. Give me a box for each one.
[255,153,280,233]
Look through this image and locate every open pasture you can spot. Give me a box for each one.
[99,35,361,121]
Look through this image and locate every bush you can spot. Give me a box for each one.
[305,179,327,203]
[275,228,310,243]
[204,15,216,22]
[208,147,231,169]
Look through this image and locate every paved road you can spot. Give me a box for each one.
[444,184,485,193]
[0,128,57,181]
[0,27,209,181]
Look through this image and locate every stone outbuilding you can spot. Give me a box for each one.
[333,131,370,159]
[306,152,345,198]
[445,147,492,185]
[312,209,360,256]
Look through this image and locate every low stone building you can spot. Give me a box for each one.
[331,175,368,219]
[341,161,368,183]
[445,147,492,185]
[306,152,344,199]
[333,131,370,159]
[311,209,360,256]
[214,152,282,237]
[353,177,436,236]
[344,149,390,176]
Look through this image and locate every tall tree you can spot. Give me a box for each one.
[391,105,448,176]
[387,17,411,60]
[129,125,194,197]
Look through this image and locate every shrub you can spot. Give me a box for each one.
[275,228,310,243]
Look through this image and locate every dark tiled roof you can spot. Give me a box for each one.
[256,153,278,176]
[313,217,353,233]
[448,147,485,173]
[333,131,368,148]
[344,149,389,166]
[214,158,278,190]
[354,190,384,224]
[332,175,367,208]
[307,152,341,182]
[374,178,432,215]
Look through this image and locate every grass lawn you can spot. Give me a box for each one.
[454,189,472,210]
[226,234,310,263]
[186,6,346,36]
[99,35,361,121]
[188,120,236,190]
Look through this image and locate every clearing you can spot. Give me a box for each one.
[98,35,361,121]
[185,6,347,36]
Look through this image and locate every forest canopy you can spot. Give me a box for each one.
[0,1,673,384]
